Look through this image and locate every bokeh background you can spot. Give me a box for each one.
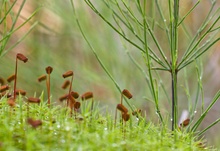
[1,0,220,148]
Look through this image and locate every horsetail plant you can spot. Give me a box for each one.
[71,0,220,138]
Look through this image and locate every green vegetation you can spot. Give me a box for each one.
[79,0,220,133]
[0,92,208,150]
[1,0,220,150]
[0,0,39,57]
[0,52,214,150]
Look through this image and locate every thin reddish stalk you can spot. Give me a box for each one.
[45,66,53,108]
[46,74,51,107]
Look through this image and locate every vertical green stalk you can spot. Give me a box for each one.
[143,0,163,124]
[170,0,179,131]
[171,70,178,131]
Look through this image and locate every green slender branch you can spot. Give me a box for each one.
[111,11,170,71]
[106,1,139,38]
[121,0,143,27]
[127,50,171,107]
[155,0,171,44]
[142,0,163,124]
[177,0,200,26]
[179,21,192,40]
[188,59,203,122]
[70,0,134,111]
[136,0,143,14]
[179,33,218,69]
[178,5,219,66]
[115,1,134,33]
[182,68,191,111]
[0,7,41,43]
[144,20,171,68]
[178,37,220,70]
[1,0,26,51]
[19,15,59,35]
[155,70,171,107]
[85,0,169,70]
[124,0,171,68]
[178,15,220,69]
[210,26,220,32]
[112,14,126,36]
[0,0,41,57]
[84,0,144,53]
[126,51,153,96]
[2,22,39,57]
[197,118,220,137]
[104,0,169,69]
[151,67,171,71]
[0,0,17,24]
[11,0,26,30]
[191,90,220,132]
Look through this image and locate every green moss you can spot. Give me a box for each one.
[0,97,211,151]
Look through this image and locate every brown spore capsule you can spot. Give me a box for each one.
[122,89,132,99]
[122,112,130,121]
[38,75,47,82]
[180,118,190,127]
[45,66,53,74]
[15,89,26,96]
[74,101,81,109]
[27,118,42,128]
[0,85,9,93]
[59,94,69,102]
[17,53,28,63]
[62,80,70,89]
[62,71,73,78]
[7,74,15,83]
[27,97,41,103]
[116,104,128,113]
[81,92,93,100]
[71,91,79,99]
[7,98,15,107]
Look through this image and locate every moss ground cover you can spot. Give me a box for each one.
[0,96,209,150]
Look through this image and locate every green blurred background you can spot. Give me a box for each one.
[1,0,220,148]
